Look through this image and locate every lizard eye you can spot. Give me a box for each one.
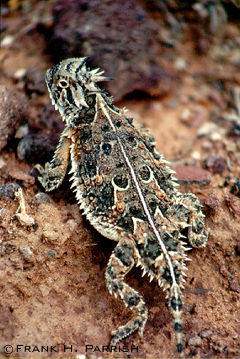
[58,79,69,88]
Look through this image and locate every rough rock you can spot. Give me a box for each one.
[188,335,202,347]
[42,229,59,243]
[19,245,33,262]
[16,212,35,226]
[202,194,220,216]
[229,278,240,293]
[25,67,46,94]
[48,0,176,100]
[8,168,35,187]
[0,183,21,199]
[35,192,51,205]
[0,86,28,150]
[199,329,213,339]
[204,154,226,174]
[0,208,8,220]
[225,195,240,217]
[17,133,60,164]
[174,165,211,185]
[197,122,220,137]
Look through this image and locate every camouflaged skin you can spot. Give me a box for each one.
[35,58,208,357]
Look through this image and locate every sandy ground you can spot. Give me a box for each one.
[0,1,240,358]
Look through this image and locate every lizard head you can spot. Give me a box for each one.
[45,57,110,122]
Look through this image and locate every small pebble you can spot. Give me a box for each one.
[42,230,59,242]
[229,278,240,293]
[45,250,56,258]
[19,245,33,261]
[35,192,51,205]
[16,213,35,226]
[209,132,222,141]
[174,57,187,71]
[9,169,35,186]
[14,68,27,80]
[15,124,29,139]
[0,183,21,199]
[66,219,78,232]
[180,108,191,122]
[199,329,213,339]
[211,339,227,353]
[202,194,220,215]
[76,355,87,359]
[219,265,228,278]
[0,208,7,220]
[1,35,14,46]
[197,122,219,137]
[204,154,225,174]
[223,198,232,221]
[39,284,50,297]
[191,151,201,160]
[1,242,16,255]
[188,335,202,347]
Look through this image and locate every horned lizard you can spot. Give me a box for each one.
[35,57,208,356]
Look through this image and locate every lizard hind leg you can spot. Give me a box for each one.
[181,193,208,248]
[105,238,148,346]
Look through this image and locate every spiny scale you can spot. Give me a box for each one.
[36,57,208,357]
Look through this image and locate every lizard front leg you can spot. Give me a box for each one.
[105,237,148,345]
[35,129,72,192]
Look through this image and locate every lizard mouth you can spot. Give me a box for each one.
[48,87,65,119]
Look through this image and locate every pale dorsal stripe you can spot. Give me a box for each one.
[98,95,177,287]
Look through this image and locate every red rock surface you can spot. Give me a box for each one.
[174,165,211,185]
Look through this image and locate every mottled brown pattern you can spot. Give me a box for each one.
[35,58,208,357]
